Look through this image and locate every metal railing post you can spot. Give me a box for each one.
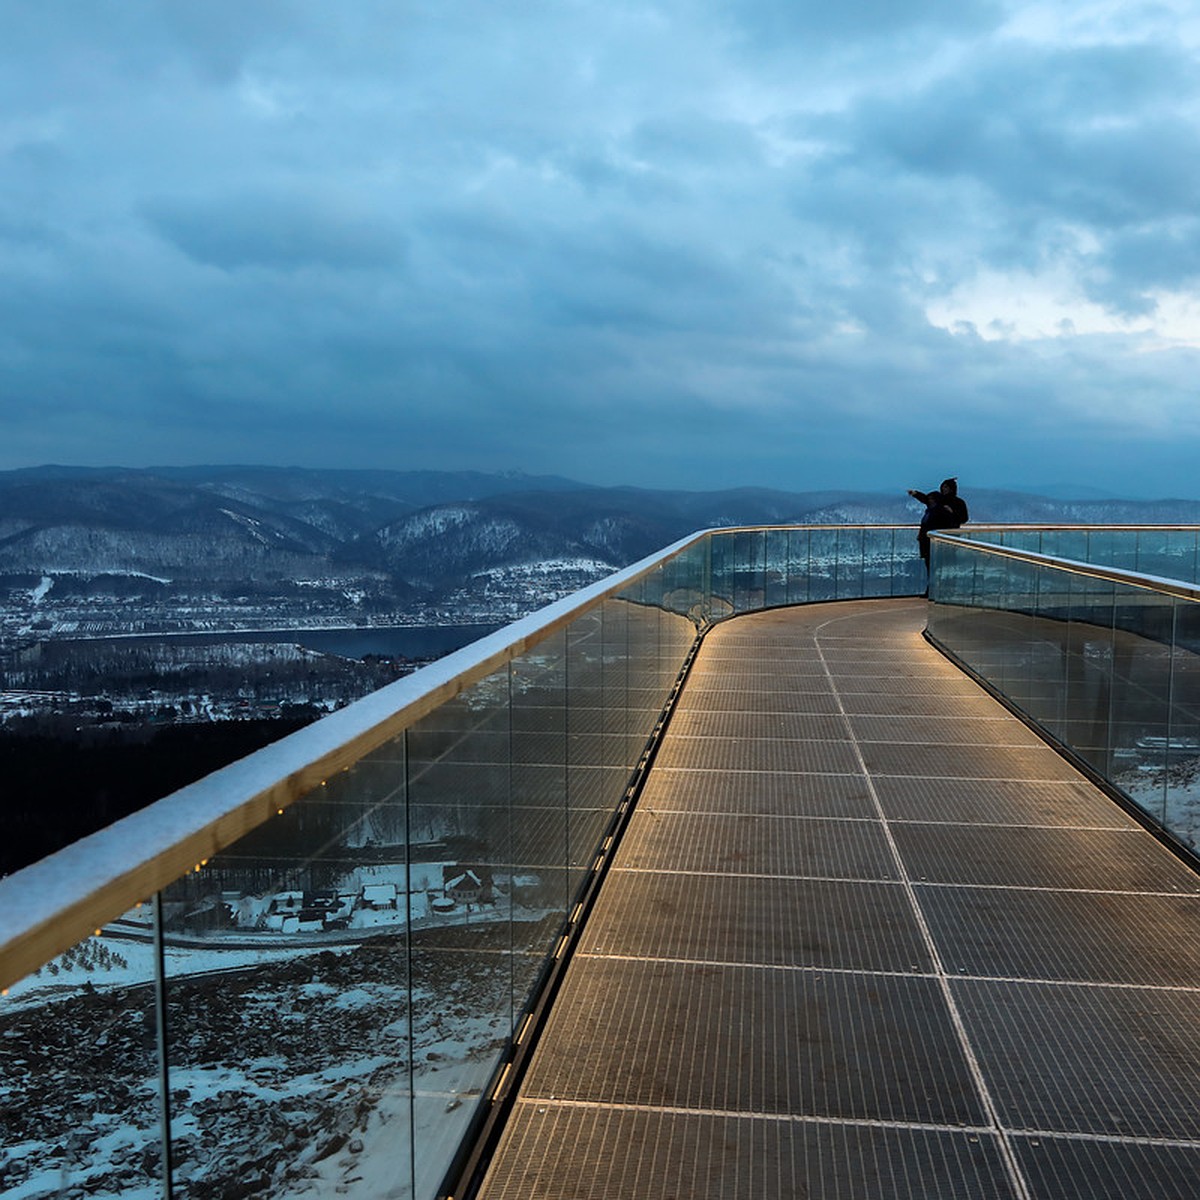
[152,892,174,1197]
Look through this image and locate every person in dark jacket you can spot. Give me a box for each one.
[908,477,968,572]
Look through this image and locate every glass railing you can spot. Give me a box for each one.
[956,525,1200,584]
[926,530,1200,859]
[0,524,922,1200]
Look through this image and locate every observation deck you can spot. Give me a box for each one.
[2,526,1199,1199]
[479,599,1200,1200]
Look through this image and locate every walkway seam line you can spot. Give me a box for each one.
[574,953,1200,994]
[630,811,1143,832]
[812,607,1036,1200]
[509,1098,1200,1151]
[611,865,1194,897]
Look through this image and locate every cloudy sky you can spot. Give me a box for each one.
[2,1,1199,496]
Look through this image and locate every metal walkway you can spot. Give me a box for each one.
[477,600,1200,1200]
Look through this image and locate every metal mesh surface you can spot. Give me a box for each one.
[484,1106,1017,1200]
[477,599,1200,1200]
[871,776,1136,827]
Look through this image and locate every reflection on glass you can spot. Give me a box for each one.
[786,528,811,606]
[1089,528,1131,572]
[835,528,865,600]
[404,673,517,1199]
[985,528,1200,587]
[808,528,838,602]
[510,629,569,1022]
[707,532,735,620]
[164,740,417,1199]
[567,607,607,906]
[764,529,789,608]
[928,538,1200,856]
[1166,599,1200,852]
[730,530,761,613]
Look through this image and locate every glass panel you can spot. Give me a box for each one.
[1089,528,1135,572]
[1133,528,1200,585]
[808,528,837,601]
[834,527,865,600]
[1108,585,1173,826]
[600,595,630,753]
[974,552,1013,686]
[1099,583,1166,811]
[1162,530,1199,585]
[707,532,735,621]
[663,609,698,694]
[567,608,606,905]
[764,528,789,608]
[570,598,629,898]
[405,673,516,1199]
[164,737,416,1198]
[1030,560,1072,741]
[509,629,568,1024]
[960,528,1006,547]
[733,530,764,614]
[1135,529,1175,582]
[1001,530,1042,554]
[865,527,908,597]
[1167,598,1200,852]
[935,536,977,610]
[1060,571,1116,778]
[786,527,811,605]
[898,525,928,594]
[1,922,162,1198]
[626,599,664,763]
[666,538,709,625]
[1054,530,1089,563]
[998,557,1041,720]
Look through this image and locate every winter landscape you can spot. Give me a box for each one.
[5,467,1200,1199]
[3,872,558,1199]
[4,465,1199,654]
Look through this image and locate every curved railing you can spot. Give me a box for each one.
[927,529,1200,860]
[0,524,923,1200]
[947,524,1200,584]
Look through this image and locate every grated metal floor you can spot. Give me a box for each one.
[477,600,1200,1200]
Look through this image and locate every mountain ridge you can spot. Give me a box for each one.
[3,465,1200,644]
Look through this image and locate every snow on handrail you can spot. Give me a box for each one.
[0,530,712,991]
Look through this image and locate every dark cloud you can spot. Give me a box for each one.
[144,193,406,272]
[816,40,1199,223]
[720,0,1004,43]
[1104,222,1200,293]
[785,35,1200,319]
[0,1,1198,496]
[0,0,297,102]
[629,113,766,170]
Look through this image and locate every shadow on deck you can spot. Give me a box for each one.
[477,599,1200,1200]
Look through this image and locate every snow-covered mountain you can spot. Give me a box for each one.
[2,465,1199,610]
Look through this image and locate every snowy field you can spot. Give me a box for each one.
[1116,755,1200,852]
[0,889,559,1200]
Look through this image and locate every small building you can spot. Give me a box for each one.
[442,865,494,907]
[361,882,398,910]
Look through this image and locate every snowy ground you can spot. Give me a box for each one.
[0,902,559,1200]
[1116,754,1200,852]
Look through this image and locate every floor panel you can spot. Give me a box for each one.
[477,600,1200,1200]
[484,1106,1019,1200]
